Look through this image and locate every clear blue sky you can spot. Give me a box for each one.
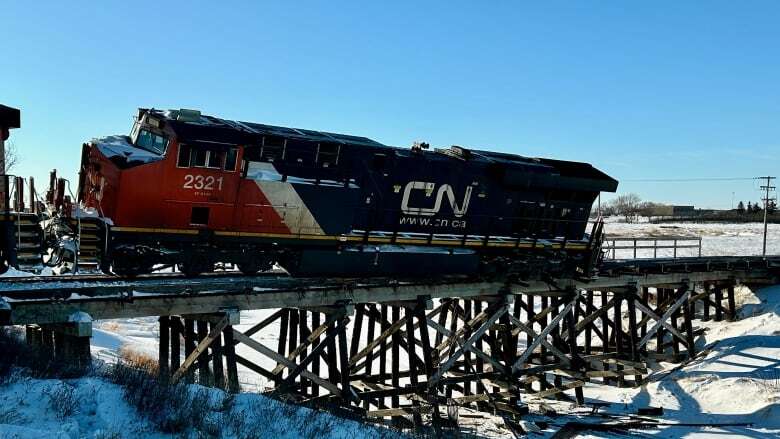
[2,1,778,208]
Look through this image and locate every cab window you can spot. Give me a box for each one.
[178,145,238,171]
[136,130,168,154]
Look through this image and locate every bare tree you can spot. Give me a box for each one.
[3,140,19,173]
[611,193,643,223]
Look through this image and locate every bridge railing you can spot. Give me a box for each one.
[602,235,702,260]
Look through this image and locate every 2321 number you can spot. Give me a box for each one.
[183,175,223,191]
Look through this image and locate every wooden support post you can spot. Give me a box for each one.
[683,290,696,358]
[170,317,181,375]
[565,294,584,405]
[311,311,321,397]
[656,289,666,354]
[391,306,400,408]
[365,305,377,399]
[626,292,641,384]
[640,287,650,338]
[525,294,536,392]
[159,316,170,379]
[584,291,594,355]
[406,309,422,426]
[463,300,473,396]
[350,304,364,359]
[727,286,737,321]
[326,319,340,387]
[299,309,311,393]
[277,309,289,366]
[613,295,624,386]
[714,286,724,322]
[288,309,299,371]
[210,321,225,389]
[702,285,711,321]
[337,317,351,400]
[196,320,210,385]
[473,300,487,394]
[183,318,196,383]
[379,304,388,408]
[172,316,231,384]
[670,291,681,356]
[222,325,240,393]
[539,296,549,390]
[600,291,609,354]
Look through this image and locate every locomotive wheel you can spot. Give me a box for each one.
[237,258,273,276]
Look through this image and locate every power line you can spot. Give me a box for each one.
[759,176,776,257]
[621,177,756,182]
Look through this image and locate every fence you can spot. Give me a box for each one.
[602,235,702,260]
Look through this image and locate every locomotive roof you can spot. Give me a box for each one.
[144,108,386,149]
[142,108,617,192]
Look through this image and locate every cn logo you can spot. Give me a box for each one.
[401,181,473,217]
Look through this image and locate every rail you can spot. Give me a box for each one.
[602,235,702,260]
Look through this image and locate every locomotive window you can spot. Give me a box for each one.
[177,144,238,171]
[191,148,208,167]
[136,130,168,155]
[260,136,286,162]
[177,145,190,167]
[207,150,225,168]
[316,143,340,167]
[225,148,238,171]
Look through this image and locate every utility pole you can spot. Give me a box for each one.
[759,176,776,257]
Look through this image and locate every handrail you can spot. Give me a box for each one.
[602,235,702,259]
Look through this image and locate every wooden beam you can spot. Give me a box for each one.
[171,315,230,384]
[637,285,690,349]
[232,329,342,396]
[514,299,575,371]
[429,303,508,386]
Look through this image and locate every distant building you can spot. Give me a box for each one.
[648,205,695,217]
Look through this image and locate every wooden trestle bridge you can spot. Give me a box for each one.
[1,256,779,425]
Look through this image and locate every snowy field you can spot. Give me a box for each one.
[604,220,780,258]
[2,221,779,437]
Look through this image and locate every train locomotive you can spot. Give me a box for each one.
[4,107,619,278]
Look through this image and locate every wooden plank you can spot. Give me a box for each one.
[158,316,169,378]
[223,325,240,393]
[513,299,575,371]
[171,316,230,384]
[633,299,687,349]
[210,320,225,389]
[281,318,343,386]
[196,320,210,385]
[507,313,569,366]
[637,285,690,349]
[233,329,342,395]
[429,303,508,386]
[271,310,342,375]
[530,380,585,399]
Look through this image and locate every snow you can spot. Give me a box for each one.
[0,267,37,278]
[0,376,394,438]
[93,135,163,164]
[603,220,780,257]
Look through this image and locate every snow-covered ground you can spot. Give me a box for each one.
[0,375,399,439]
[560,283,780,438]
[603,220,780,257]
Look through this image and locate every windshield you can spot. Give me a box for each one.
[135,129,169,155]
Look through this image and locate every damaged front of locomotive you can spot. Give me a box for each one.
[45,110,170,273]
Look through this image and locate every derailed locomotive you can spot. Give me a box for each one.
[67,108,617,277]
